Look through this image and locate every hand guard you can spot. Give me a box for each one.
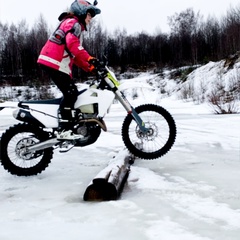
[88,57,105,72]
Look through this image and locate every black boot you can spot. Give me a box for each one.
[56,108,82,141]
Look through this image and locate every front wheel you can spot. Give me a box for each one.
[122,104,176,159]
[0,123,53,176]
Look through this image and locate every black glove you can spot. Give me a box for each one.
[88,57,105,70]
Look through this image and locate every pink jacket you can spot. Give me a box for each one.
[37,17,91,77]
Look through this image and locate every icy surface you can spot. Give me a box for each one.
[0,63,240,240]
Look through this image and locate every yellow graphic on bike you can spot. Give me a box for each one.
[107,72,120,87]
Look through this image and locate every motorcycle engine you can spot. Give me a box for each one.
[73,121,101,147]
[76,124,88,136]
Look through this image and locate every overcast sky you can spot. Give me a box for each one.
[1,0,240,34]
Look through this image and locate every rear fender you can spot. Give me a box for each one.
[14,109,45,127]
[0,101,59,128]
[15,104,59,128]
[0,101,19,111]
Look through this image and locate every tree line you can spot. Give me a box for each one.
[1,6,240,85]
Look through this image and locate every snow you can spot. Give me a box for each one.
[0,62,240,240]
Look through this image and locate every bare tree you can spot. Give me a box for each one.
[222,5,240,55]
[168,8,203,65]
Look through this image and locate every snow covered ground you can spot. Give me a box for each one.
[0,93,239,240]
[0,60,240,240]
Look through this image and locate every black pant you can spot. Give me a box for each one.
[41,65,79,120]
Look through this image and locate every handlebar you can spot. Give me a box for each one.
[89,60,108,79]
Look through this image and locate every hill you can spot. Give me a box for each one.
[0,59,239,114]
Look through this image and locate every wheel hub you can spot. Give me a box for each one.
[15,137,38,160]
[136,122,158,141]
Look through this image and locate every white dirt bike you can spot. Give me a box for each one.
[0,62,177,176]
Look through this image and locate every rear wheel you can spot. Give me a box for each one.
[122,104,176,159]
[0,123,53,176]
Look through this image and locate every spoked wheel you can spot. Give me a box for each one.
[122,104,176,159]
[0,123,53,176]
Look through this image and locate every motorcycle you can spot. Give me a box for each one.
[0,61,177,176]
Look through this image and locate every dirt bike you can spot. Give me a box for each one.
[0,61,177,176]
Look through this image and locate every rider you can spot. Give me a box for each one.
[37,0,101,140]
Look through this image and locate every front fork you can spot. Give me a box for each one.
[103,74,148,133]
[114,90,148,133]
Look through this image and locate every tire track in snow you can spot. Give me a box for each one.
[127,166,240,236]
